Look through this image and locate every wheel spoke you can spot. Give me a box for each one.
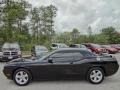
[90,74,95,78]
[20,71,24,76]
[90,69,103,83]
[15,70,29,85]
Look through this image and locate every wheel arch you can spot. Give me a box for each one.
[86,65,106,79]
[12,67,33,80]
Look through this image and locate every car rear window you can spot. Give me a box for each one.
[80,50,95,57]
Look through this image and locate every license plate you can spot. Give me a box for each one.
[8,56,13,59]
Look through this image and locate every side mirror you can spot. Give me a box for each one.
[48,58,53,63]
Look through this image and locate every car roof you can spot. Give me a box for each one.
[54,48,88,52]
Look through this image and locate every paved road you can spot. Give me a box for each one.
[0,54,120,90]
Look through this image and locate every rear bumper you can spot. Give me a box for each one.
[105,61,119,76]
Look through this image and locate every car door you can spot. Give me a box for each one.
[47,51,85,78]
[46,51,74,78]
[31,52,71,79]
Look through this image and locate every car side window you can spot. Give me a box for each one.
[80,51,95,57]
[49,52,73,62]
[72,52,83,60]
[50,52,64,58]
[49,51,83,62]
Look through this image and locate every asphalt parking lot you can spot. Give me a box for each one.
[0,54,120,90]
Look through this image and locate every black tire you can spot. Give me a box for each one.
[87,67,104,84]
[13,68,32,86]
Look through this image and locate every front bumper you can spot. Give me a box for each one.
[1,56,20,62]
[105,61,119,76]
[3,67,13,79]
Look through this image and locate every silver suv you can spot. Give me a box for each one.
[1,42,21,62]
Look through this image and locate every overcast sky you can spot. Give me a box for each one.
[26,0,120,34]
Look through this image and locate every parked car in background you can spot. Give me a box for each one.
[69,44,91,52]
[31,45,48,58]
[111,44,120,51]
[51,43,68,50]
[1,42,21,62]
[83,43,106,54]
[102,45,118,54]
[3,48,119,86]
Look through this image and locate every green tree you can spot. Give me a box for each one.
[71,28,80,43]
[101,27,120,44]
[0,0,30,42]
[30,5,57,44]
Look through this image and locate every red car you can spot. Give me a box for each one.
[111,44,120,51]
[83,43,106,54]
[102,45,118,54]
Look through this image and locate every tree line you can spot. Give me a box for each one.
[56,27,120,46]
[0,0,57,50]
[0,0,120,51]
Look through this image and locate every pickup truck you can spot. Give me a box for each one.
[0,42,21,62]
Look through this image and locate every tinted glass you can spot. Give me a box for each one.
[72,52,83,60]
[50,52,73,62]
[50,52,73,58]
[50,51,83,62]
[80,50,95,57]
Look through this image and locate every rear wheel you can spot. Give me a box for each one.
[13,69,32,86]
[87,67,104,84]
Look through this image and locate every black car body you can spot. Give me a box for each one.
[3,48,119,86]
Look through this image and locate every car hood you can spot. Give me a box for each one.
[8,58,33,64]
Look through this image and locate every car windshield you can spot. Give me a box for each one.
[2,43,20,49]
[38,52,52,61]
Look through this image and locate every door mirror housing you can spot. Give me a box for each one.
[48,58,53,63]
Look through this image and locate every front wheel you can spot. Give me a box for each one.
[13,69,32,86]
[87,67,104,84]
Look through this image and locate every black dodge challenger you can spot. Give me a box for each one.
[3,48,119,86]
